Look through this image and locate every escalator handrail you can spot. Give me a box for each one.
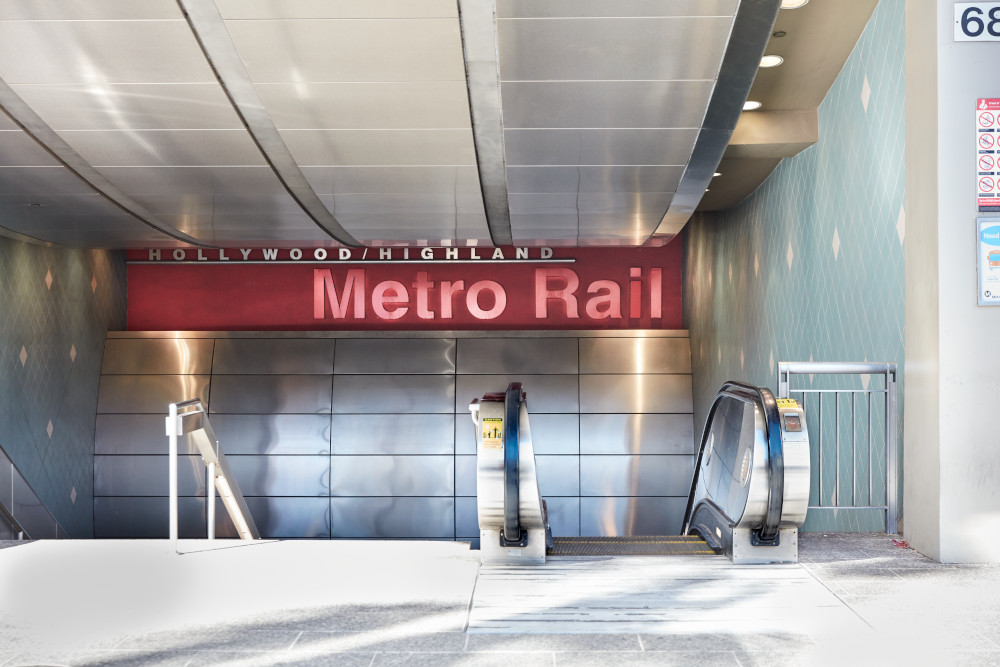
[683,381,784,542]
[502,382,523,544]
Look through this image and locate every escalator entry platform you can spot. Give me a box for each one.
[472,380,810,566]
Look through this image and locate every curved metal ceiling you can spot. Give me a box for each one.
[0,0,783,249]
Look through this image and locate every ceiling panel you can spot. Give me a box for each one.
[0,1,180,21]
[501,81,714,129]
[498,17,731,82]
[302,166,482,196]
[0,166,95,196]
[254,82,471,130]
[496,0,739,19]
[96,167,287,197]
[10,84,241,131]
[0,132,61,166]
[216,0,457,20]
[63,130,267,167]
[281,130,476,167]
[504,129,699,167]
[506,166,685,194]
[0,21,214,84]
[224,19,466,83]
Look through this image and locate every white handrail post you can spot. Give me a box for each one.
[167,402,179,546]
[207,461,216,539]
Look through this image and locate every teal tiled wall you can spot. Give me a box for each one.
[685,0,904,532]
[0,236,126,537]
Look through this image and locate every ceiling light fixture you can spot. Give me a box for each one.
[780,0,809,8]
[759,54,784,68]
[713,172,722,178]
[743,100,762,111]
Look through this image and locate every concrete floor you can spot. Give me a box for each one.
[0,534,998,666]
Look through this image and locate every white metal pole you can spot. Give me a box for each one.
[207,461,216,540]
[168,402,179,545]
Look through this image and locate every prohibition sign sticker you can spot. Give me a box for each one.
[978,99,1000,211]
[981,176,995,192]
[981,112,995,127]
[981,133,996,150]
[982,154,996,171]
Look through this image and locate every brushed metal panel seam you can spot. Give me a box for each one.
[176,0,360,246]
[0,78,209,246]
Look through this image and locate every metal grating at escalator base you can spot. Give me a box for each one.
[547,535,717,557]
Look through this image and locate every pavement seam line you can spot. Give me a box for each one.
[799,562,877,632]
[463,562,483,633]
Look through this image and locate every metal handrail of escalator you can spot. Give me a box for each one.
[683,381,785,544]
[501,382,526,547]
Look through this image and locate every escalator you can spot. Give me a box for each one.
[470,381,810,565]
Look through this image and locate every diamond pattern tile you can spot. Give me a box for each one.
[0,234,126,537]
[685,0,904,533]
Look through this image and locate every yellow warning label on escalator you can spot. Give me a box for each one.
[776,398,800,409]
[482,417,503,449]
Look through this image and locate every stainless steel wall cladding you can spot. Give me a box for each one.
[457,338,578,374]
[101,338,214,375]
[213,339,335,375]
[580,414,694,455]
[334,339,456,374]
[331,498,455,538]
[95,332,694,540]
[333,375,455,413]
[209,415,332,455]
[97,375,210,413]
[210,375,333,414]
[332,414,454,455]
[580,337,692,374]
[580,497,689,536]
[580,374,694,413]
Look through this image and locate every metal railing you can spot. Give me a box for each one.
[0,445,67,540]
[777,362,898,534]
[165,398,260,543]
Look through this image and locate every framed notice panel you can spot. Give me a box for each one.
[977,99,1000,212]
[978,218,1000,305]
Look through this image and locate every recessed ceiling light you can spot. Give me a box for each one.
[713,172,722,178]
[780,0,809,8]
[743,100,762,111]
[760,54,784,68]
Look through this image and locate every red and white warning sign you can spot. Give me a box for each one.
[978,98,1000,211]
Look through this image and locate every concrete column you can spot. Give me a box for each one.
[905,0,1000,562]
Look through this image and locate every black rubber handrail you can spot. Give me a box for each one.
[683,381,784,543]
[501,382,525,546]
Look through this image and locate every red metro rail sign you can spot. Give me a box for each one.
[126,244,682,331]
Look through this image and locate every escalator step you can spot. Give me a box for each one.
[547,535,718,557]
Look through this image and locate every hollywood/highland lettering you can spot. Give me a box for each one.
[147,247,554,262]
[313,267,663,322]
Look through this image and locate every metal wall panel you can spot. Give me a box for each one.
[579,374,692,414]
[330,456,453,497]
[456,338,578,374]
[96,414,193,455]
[94,497,215,539]
[545,497,581,537]
[580,497,688,536]
[535,456,580,497]
[580,337,692,374]
[331,414,454,454]
[331,498,455,538]
[455,375,578,413]
[226,456,330,497]
[334,339,456,374]
[243,497,331,538]
[455,455,477,497]
[455,496,478,538]
[95,455,206,497]
[212,339,335,375]
[579,455,693,497]
[580,414,695,455]
[332,375,454,413]
[97,375,211,414]
[209,414,331,455]
[209,375,333,414]
[101,338,214,375]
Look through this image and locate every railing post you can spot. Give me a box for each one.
[167,402,179,545]
[207,461,216,540]
[885,366,898,534]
